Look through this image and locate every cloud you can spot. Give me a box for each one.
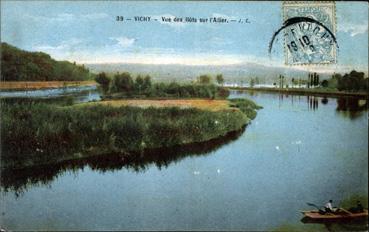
[74,50,262,66]
[25,12,108,23]
[34,38,83,51]
[33,38,84,60]
[30,41,368,74]
[210,37,233,46]
[338,22,368,37]
[110,37,136,47]
[288,63,368,75]
[80,13,109,20]
[25,13,75,23]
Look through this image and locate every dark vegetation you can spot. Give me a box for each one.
[332,71,368,91]
[1,127,246,194]
[95,72,230,99]
[286,71,368,92]
[1,98,260,170]
[1,42,93,81]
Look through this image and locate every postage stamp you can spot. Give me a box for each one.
[282,1,337,65]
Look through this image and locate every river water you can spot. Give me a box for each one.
[0,85,101,102]
[1,89,368,231]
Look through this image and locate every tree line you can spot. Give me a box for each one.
[1,42,93,81]
[95,72,229,99]
[276,70,367,91]
[325,70,368,91]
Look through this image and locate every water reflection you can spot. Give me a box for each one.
[0,85,96,97]
[1,127,245,195]
[300,217,368,231]
[322,97,329,105]
[1,90,101,106]
[336,97,368,120]
[0,86,101,103]
[276,218,368,232]
[232,90,367,118]
[307,96,319,111]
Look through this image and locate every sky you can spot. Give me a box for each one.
[1,1,368,73]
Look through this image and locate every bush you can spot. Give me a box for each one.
[95,72,110,91]
[107,77,229,99]
[113,72,134,93]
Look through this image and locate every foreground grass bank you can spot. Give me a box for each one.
[1,98,261,169]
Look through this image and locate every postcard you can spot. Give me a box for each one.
[1,1,368,231]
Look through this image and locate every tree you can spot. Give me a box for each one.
[250,78,255,87]
[307,73,311,88]
[135,75,144,93]
[1,42,92,81]
[167,82,180,96]
[198,74,212,84]
[114,72,134,93]
[312,72,319,86]
[321,79,329,88]
[216,74,224,86]
[316,74,318,86]
[95,72,110,91]
[310,73,314,87]
[349,70,365,91]
[255,77,260,85]
[279,75,285,88]
[329,73,341,89]
[143,75,152,91]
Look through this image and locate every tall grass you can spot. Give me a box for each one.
[1,98,260,169]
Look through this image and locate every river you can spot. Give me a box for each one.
[1,89,368,231]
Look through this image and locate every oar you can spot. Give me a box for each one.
[339,207,353,215]
[306,202,321,210]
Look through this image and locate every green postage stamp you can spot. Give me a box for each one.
[282,1,337,65]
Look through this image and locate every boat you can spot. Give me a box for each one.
[301,209,368,222]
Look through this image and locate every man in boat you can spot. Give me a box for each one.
[349,201,364,213]
[325,200,338,213]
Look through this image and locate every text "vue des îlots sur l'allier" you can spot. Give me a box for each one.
[116,16,250,24]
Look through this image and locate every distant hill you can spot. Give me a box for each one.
[1,43,93,81]
[86,62,332,84]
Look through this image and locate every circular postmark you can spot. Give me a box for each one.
[269,16,339,65]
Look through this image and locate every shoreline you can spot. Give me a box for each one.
[228,87,369,98]
[0,81,96,91]
[1,126,246,172]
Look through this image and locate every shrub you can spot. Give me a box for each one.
[95,72,110,91]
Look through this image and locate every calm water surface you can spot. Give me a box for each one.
[0,85,101,102]
[1,91,368,231]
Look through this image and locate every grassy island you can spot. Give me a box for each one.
[1,98,261,170]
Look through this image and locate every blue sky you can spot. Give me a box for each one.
[1,1,368,73]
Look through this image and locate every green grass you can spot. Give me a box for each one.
[1,98,261,169]
[229,98,263,120]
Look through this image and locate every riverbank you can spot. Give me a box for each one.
[1,98,261,170]
[229,87,369,98]
[0,81,96,90]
